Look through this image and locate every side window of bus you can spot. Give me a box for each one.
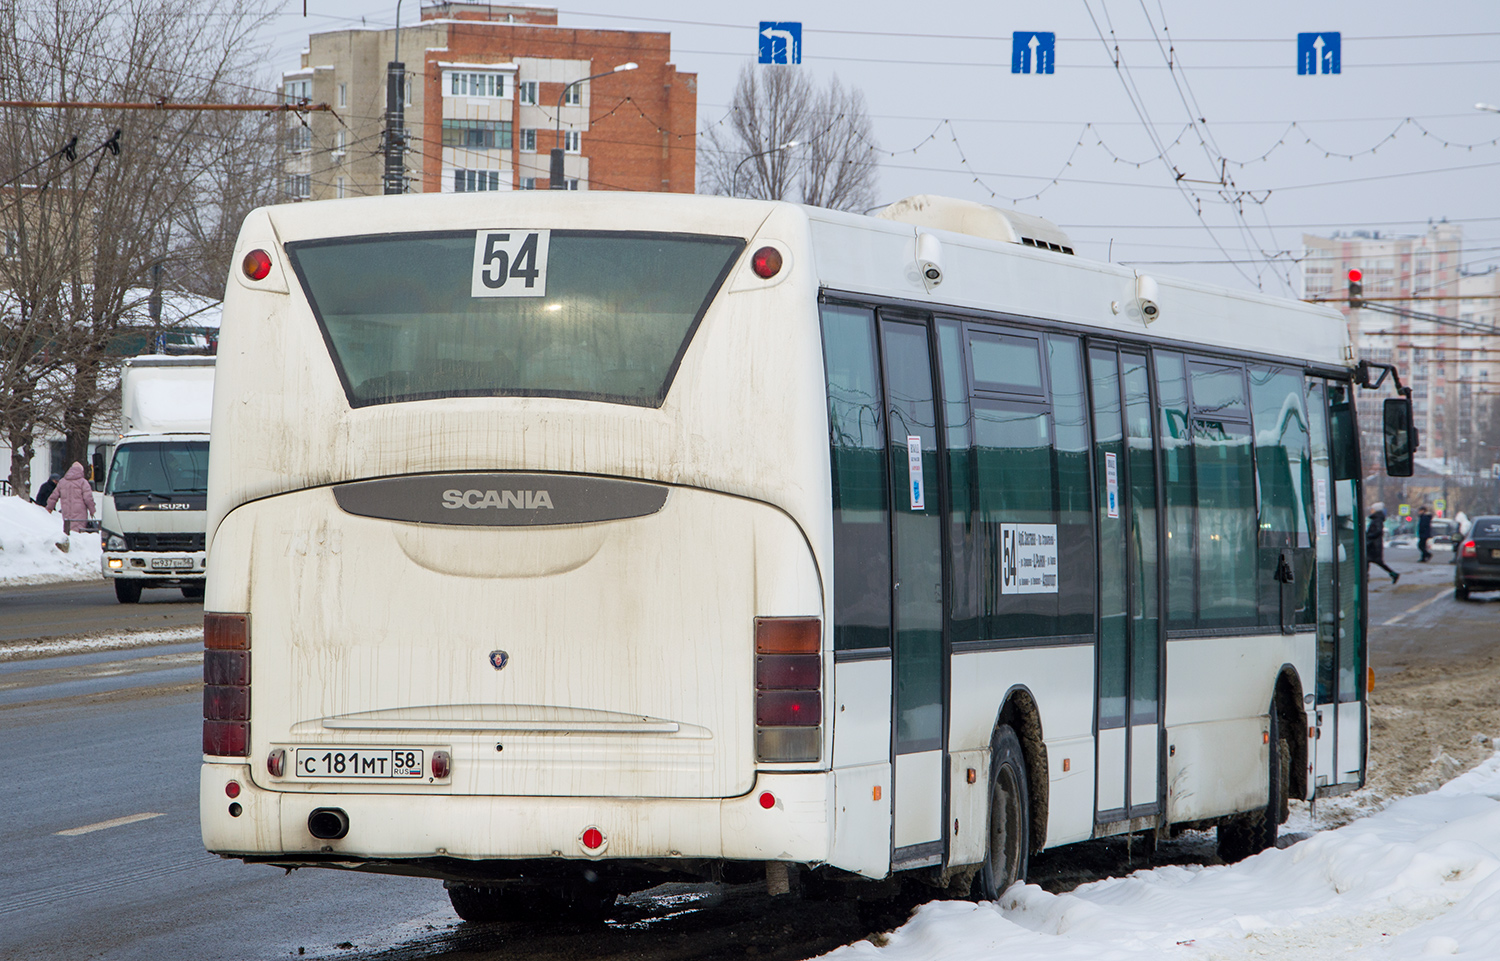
[1248,365,1316,628]
[942,325,1092,643]
[819,305,892,652]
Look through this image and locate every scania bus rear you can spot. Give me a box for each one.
[201,194,838,916]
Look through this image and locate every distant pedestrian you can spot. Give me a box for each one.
[1366,502,1399,585]
[1417,505,1434,563]
[33,472,60,508]
[45,462,95,534]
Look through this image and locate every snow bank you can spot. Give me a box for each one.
[827,753,1500,961]
[0,497,102,586]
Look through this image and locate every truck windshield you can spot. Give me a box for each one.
[286,230,744,409]
[105,441,209,496]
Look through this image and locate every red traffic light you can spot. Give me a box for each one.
[1347,268,1363,283]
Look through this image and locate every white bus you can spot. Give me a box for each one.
[201,192,1412,918]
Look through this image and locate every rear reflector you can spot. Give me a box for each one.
[204,613,249,650]
[756,654,820,690]
[204,650,250,686]
[756,690,821,727]
[204,684,250,721]
[203,720,248,756]
[755,617,820,654]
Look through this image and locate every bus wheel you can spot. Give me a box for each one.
[114,580,142,604]
[446,883,523,924]
[1217,706,1288,863]
[973,724,1030,901]
[181,583,205,600]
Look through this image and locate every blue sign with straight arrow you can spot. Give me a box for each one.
[759,22,801,65]
[1297,32,1341,75]
[1011,31,1055,74]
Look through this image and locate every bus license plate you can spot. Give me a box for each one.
[294,748,425,779]
[151,557,194,569]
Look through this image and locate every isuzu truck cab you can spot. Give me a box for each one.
[99,356,214,603]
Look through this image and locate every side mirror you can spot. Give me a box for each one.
[1383,397,1415,477]
[91,451,106,486]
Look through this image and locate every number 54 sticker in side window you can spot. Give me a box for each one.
[471,229,550,298]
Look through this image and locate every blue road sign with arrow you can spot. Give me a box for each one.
[1011,31,1055,74]
[1297,32,1341,75]
[759,22,801,65]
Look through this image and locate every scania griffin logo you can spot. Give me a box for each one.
[489,650,509,670]
[441,489,554,510]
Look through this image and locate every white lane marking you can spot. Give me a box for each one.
[55,812,165,836]
[1381,587,1451,626]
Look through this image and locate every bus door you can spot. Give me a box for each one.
[1308,379,1366,790]
[1089,346,1163,823]
[879,317,946,865]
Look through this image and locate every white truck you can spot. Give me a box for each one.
[99,356,214,603]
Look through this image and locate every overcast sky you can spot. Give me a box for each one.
[260,1,1500,296]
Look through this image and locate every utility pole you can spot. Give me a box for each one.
[382,0,407,195]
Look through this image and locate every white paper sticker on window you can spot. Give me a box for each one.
[1104,451,1120,519]
[1315,476,1330,536]
[1000,523,1059,594]
[472,229,550,298]
[907,435,925,510]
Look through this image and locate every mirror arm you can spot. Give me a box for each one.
[1355,358,1412,399]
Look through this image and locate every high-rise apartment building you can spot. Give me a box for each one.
[280,3,696,200]
[1301,224,1487,464]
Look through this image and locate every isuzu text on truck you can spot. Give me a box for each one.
[99,356,214,602]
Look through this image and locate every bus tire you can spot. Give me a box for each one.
[114,580,142,604]
[446,883,520,924]
[1217,705,1288,863]
[973,724,1030,900]
[181,583,205,600]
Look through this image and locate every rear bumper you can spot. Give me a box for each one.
[201,761,832,870]
[102,551,206,580]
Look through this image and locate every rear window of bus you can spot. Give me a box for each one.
[285,230,743,408]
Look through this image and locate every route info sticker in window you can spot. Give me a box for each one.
[907,435,924,510]
[1000,523,1059,594]
[472,229,550,298]
[1104,451,1120,519]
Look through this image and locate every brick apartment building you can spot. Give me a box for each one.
[1301,224,1499,467]
[280,3,696,200]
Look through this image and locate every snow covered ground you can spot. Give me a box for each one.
[829,758,1500,960]
[0,496,103,586]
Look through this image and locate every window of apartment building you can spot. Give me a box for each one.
[332,130,346,157]
[519,128,537,152]
[447,71,508,98]
[288,124,312,153]
[337,82,347,108]
[564,83,581,106]
[519,177,536,190]
[336,176,346,199]
[564,130,581,153]
[453,169,503,192]
[518,80,537,105]
[442,120,513,150]
[285,78,311,104]
[565,178,579,190]
[3,229,17,258]
[286,174,310,199]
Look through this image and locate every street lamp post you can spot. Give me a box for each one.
[549,62,637,190]
[730,140,802,199]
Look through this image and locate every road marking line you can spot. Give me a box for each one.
[55,812,165,836]
[1382,588,1451,626]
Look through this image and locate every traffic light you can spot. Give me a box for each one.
[1347,268,1364,308]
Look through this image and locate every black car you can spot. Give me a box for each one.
[1455,515,1500,599]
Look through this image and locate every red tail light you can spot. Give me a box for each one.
[204,614,250,756]
[755,617,822,762]
[431,750,451,779]
[242,249,272,281]
[1462,540,1477,558]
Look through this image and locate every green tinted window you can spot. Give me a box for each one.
[1156,352,1195,628]
[288,231,743,408]
[1193,419,1258,627]
[1250,366,1315,627]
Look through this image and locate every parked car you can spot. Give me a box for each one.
[1430,518,1459,553]
[1455,516,1500,599]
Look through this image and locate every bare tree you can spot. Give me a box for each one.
[701,64,879,212]
[0,0,276,495]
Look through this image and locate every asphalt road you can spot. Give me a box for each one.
[0,579,204,644]
[0,550,1492,960]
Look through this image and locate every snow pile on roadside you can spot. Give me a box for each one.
[0,496,102,586]
[829,753,1500,961]
[0,626,201,661]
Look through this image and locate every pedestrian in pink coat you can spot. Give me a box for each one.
[46,461,96,534]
